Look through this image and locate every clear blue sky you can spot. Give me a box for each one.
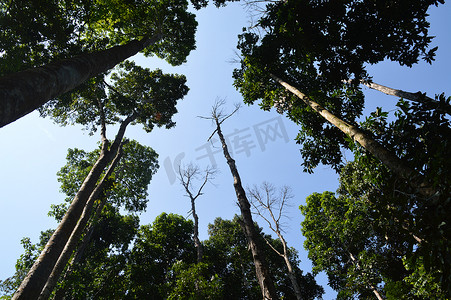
[1,2,450,298]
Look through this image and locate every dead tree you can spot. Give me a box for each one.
[178,163,217,262]
[247,182,303,300]
[201,100,279,300]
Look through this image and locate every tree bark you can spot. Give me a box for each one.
[279,236,303,300]
[0,34,162,127]
[51,184,111,300]
[192,199,203,263]
[12,116,133,300]
[214,118,278,300]
[38,146,124,300]
[360,81,451,115]
[271,74,434,198]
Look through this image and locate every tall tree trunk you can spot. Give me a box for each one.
[0,34,162,127]
[214,118,278,300]
[51,183,111,300]
[12,116,133,300]
[360,81,451,115]
[271,74,434,198]
[38,146,124,300]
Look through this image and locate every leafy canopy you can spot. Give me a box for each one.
[0,0,198,76]
[40,60,188,133]
[233,0,444,172]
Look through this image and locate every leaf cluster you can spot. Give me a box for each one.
[53,139,159,217]
[40,61,188,134]
[0,0,198,77]
[233,0,444,172]
[301,94,451,297]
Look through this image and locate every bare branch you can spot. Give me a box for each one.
[177,162,217,263]
[247,182,303,300]
[199,99,242,142]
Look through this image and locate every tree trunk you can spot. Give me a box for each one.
[191,198,204,263]
[278,235,303,300]
[51,188,109,300]
[215,119,278,300]
[271,74,434,198]
[0,34,162,127]
[38,146,124,300]
[360,81,451,115]
[12,116,133,300]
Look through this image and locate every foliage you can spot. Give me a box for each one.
[126,213,197,299]
[2,213,324,299]
[0,230,53,299]
[232,0,444,172]
[301,191,387,298]
[204,216,324,300]
[301,97,450,298]
[40,60,188,134]
[0,0,197,77]
[49,140,159,223]
[166,261,224,299]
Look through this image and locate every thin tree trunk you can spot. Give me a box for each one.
[0,34,162,127]
[191,200,203,263]
[271,74,434,198]
[214,118,278,300]
[179,164,215,263]
[12,116,133,300]
[279,236,303,300]
[38,146,124,300]
[360,81,451,115]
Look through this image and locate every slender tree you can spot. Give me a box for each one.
[178,163,217,262]
[13,117,128,300]
[12,62,187,299]
[39,145,124,300]
[202,100,278,299]
[349,80,451,115]
[247,182,303,300]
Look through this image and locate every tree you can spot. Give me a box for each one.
[13,61,187,299]
[3,213,324,299]
[232,0,445,173]
[126,213,197,299]
[342,100,451,297]
[1,138,159,299]
[0,0,197,127]
[43,140,159,300]
[204,216,324,300]
[202,101,278,299]
[301,97,450,298]
[301,191,387,299]
[247,182,304,300]
[178,163,217,262]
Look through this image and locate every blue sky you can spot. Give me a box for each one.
[1,2,450,298]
